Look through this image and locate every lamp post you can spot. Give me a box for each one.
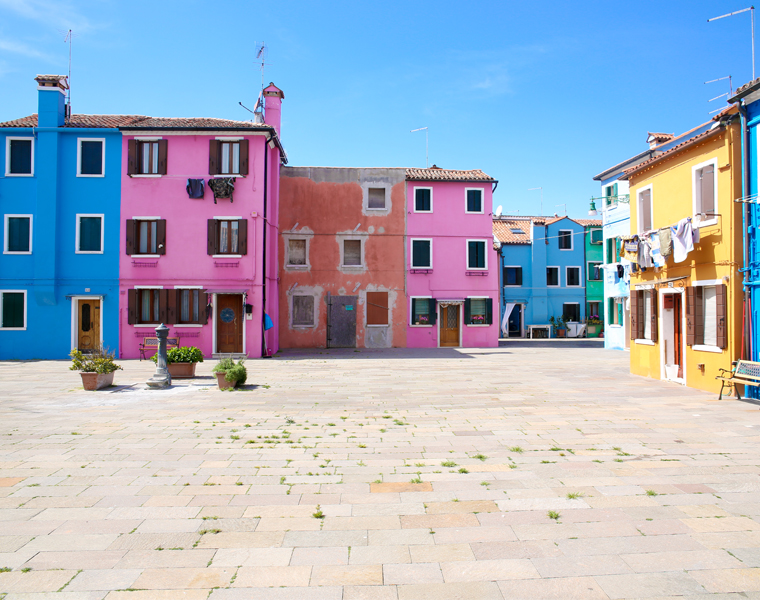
[146,323,171,389]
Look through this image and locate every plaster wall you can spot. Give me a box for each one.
[602,196,631,351]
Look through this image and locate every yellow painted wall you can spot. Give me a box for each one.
[627,120,743,395]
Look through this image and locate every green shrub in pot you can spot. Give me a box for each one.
[70,347,122,374]
[212,357,247,385]
[151,346,204,365]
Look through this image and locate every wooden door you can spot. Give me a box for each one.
[326,295,357,348]
[77,299,101,352]
[673,294,683,379]
[216,294,243,353]
[440,305,460,347]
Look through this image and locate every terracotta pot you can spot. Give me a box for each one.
[215,371,238,389]
[80,371,115,391]
[558,329,566,338]
[168,362,197,379]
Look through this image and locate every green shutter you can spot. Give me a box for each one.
[618,299,623,325]
[464,299,471,324]
[2,292,24,328]
[486,299,493,325]
[79,217,101,252]
[430,299,437,324]
[8,217,30,252]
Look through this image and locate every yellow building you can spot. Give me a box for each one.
[621,109,743,394]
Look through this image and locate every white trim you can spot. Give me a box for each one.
[637,184,654,233]
[587,261,602,282]
[130,174,162,178]
[69,295,104,351]
[546,265,560,287]
[133,137,163,141]
[212,254,242,259]
[37,85,66,94]
[75,214,104,254]
[174,285,204,289]
[0,289,27,330]
[562,302,581,322]
[465,295,490,327]
[693,344,723,353]
[210,174,245,179]
[130,255,160,259]
[409,295,434,327]
[3,214,33,254]
[213,216,244,220]
[558,229,574,251]
[658,288,686,385]
[5,136,34,177]
[412,186,433,213]
[215,136,244,141]
[410,238,433,269]
[635,339,655,345]
[174,324,203,328]
[502,265,522,287]
[565,266,582,287]
[692,157,719,227]
[691,279,723,287]
[466,239,488,270]
[133,324,160,328]
[134,285,164,289]
[76,137,105,177]
[212,293,247,355]
[464,187,485,214]
[437,302,463,348]
[132,216,160,220]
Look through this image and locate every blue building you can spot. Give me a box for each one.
[0,75,123,359]
[494,215,597,337]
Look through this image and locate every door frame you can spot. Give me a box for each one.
[212,293,246,355]
[70,295,104,352]
[659,288,686,385]
[437,302,463,348]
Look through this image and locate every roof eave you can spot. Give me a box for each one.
[592,148,655,181]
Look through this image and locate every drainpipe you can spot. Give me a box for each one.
[739,102,751,362]
[261,136,270,358]
[583,227,588,326]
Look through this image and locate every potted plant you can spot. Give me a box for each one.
[212,357,247,389]
[70,346,122,391]
[152,346,204,379]
[585,315,602,338]
[549,315,568,338]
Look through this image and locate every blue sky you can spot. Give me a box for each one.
[0,0,755,217]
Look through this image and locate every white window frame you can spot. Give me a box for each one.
[637,184,654,233]
[291,293,316,328]
[409,295,434,327]
[75,214,104,254]
[558,229,573,251]
[692,157,719,228]
[546,266,560,287]
[0,289,27,330]
[635,289,655,344]
[5,137,34,177]
[341,237,364,268]
[413,186,433,213]
[503,265,522,287]
[691,279,723,353]
[130,216,161,258]
[565,266,582,287]
[587,261,602,282]
[76,137,106,177]
[466,295,490,327]
[363,183,391,212]
[173,285,204,328]
[410,238,433,269]
[3,214,33,255]
[464,187,484,214]
[133,285,163,328]
[285,237,309,269]
[562,302,581,323]
[589,228,603,244]
[466,239,488,271]
[604,183,618,208]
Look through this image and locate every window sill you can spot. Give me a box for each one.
[292,324,316,329]
[76,251,104,255]
[212,255,242,259]
[466,268,488,272]
[77,174,105,178]
[695,219,718,229]
[341,265,364,269]
[4,173,33,177]
[286,264,309,269]
[608,324,623,329]
[467,324,490,327]
[174,324,203,328]
[0,327,26,331]
[465,210,484,215]
[130,174,162,178]
[503,285,522,288]
[134,324,160,328]
[413,210,433,214]
[635,339,655,345]
[692,344,723,353]
[566,285,583,288]
[366,207,388,211]
[366,324,389,328]
[410,324,433,328]
[3,251,32,255]
[211,174,245,178]
[131,254,160,258]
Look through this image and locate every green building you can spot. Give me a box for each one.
[582,220,604,337]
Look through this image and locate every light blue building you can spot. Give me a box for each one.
[494,215,594,337]
[0,75,123,359]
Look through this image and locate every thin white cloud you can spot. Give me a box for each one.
[0,38,56,61]
[0,0,93,33]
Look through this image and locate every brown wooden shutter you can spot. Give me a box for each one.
[159,290,169,324]
[238,219,248,255]
[209,140,220,175]
[127,289,138,324]
[716,283,727,349]
[156,219,167,255]
[366,291,389,325]
[166,289,178,325]
[686,287,696,346]
[694,287,704,346]
[157,139,168,175]
[650,290,658,343]
[200,291,209,324]
[127,140,137,175]
[630,290,639,340]
[207,219,217,255]
[238,140,249,175]
[126,219,136,255]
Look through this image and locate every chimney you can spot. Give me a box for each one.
[263,82,284,136]
[35,74,68,128]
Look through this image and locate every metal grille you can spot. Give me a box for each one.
[737,361,760,378]
[447,308,457,328]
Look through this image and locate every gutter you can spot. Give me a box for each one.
[261,135,271,358]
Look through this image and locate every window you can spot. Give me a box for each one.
[411,239,432,268]
[467,240,487,270]
[207,219,247,256]
[288,239,307,266]
[127,288,208,326]
[0,291,26,329]
[687,284,727,349]
[546,267,559,286]
[367,188,386,209]
[588,262,602,281]
[638,186,653,232]
[693,159,717,225]
[178,289,201,324]
[503,266,522,286]
[76,215,103,253]
[414,187,432,212]
[558,229,573,250]
[631,289,657,342]
[609,297,623,326]
[4,215,32,254]
[590,228,603,244]
[366,291,389,326]
[5,138,33,176]
[466,188,483,213]
[78,138,104,176]
[343,239,362,266]
[411,297,435,326]
[127,140,167,175]
[209,139,249,176]
[510,228,526,235]
[138,289,160,324]
[292,295,315,327]
[606,237,619,264]
[465,298,492,325]
[566,267,581,287]
[588,301,601,321]
[605,182,618,206]
[563,303,580,322]
[126,219,166,256]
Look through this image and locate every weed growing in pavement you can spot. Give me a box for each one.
[472,454,488,461]
[547,511,561,521]
[312,505,325,519]
[441,461,457,467]
[509,446,524,453]
[566,492,584,499]
[550,446,562,451]
[410,476,423,484]
[458,468,469,474]
[646,489,658,496]
[202,516,218,520]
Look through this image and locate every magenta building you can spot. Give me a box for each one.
[405,167,499,348]
[117,84,285,359]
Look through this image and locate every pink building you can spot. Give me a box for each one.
[117,84,285,359]
[405,167,499,348]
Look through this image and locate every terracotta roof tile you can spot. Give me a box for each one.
[0,114,149,128]
[406,164,495,182]
[493,219,532,244]
[573,218,602,227]
[0,114,272,130]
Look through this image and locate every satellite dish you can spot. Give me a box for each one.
[495,205,503,217]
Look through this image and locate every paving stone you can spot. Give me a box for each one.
[425,501,498,514]
[115,549,215,569]
[232,565,311,587]
[370,483,433,493]
[409,543,474,563]
[690,568,760,593]
[594,572,707,598]
[621,549,742,572]
[209,587,342,600]
[290,546,348,565]
[0,570,78,593]
[23,550,126,570]
[66,569,142,591]
[441,558,540,582]
[343,585,399,600]
[400,514,479,529]
[212,547,293,567]
[397,581,504,600]
[384,562,444,584]
[311,564,383,585]
[498,576,609,599]
[130,567,234,589]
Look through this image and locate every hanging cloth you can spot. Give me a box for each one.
[658,227,672,258]
[616,265,625,279]
[208,177,235,204]
[671,217,693,263]
[650,233,665,268]
[622,236,639,262]
[638,237,653,269]
[186,178,205,199]
[501,303,517,337]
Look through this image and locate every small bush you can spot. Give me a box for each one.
[151,346,204,364]
[213,358,247,385]
[70,346,122,374]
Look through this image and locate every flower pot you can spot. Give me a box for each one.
[80,371,115,391]
[558,329,566,338]
[168,362,197,379]
[215,371,238,389]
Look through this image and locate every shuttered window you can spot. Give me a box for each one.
[179,289,200,324]
[343,240,362,266]
[687,284,727,349]
[140,289,160,324]
[609,297,623,326]
[467,240,486,269]
[590,228,603,244]
[503,267,522,286]
[0,292,25,328]
[127,289,207,326]
[695,164,715,215]
[464,298,493,325]
[77,216,102,253]
[8,139,33,175]
[639,188,652,231]
[411,298,435,325]
[632,289,657,341]
[415,188,432,212]
[292,295,315,326]
[605,183,618,206]
[567,267,581,286]
[366,291,389,326]
[368,188,386,209]
[643,291,652,340]
[126,219,166,255]
[288,239,306,265]
[79,140,103,175]
[6,216,31,253]
[411,239,431,268]
[588,262,602,281]
[588,301,600,320]
[207,219,248,255]
[209,140,249,176]
[127,140,167,175]
[466,189,483,213]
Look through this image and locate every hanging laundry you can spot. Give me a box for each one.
[631,262,639,273]
[671,217,694,263]
[186,178,205,199]
[650,233,665,268]
[622,236,639,262]
[208,177,235,204]
[623,262,631,284]
[616,265,625,278]
[692,225,700,245]
[638,237,653,269]
[658,227,672,258]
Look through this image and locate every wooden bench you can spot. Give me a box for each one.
[716,360,760,400]
[139,337,180,360]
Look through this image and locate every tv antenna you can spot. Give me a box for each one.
[708,7,755,80]
[705,75,734,114]
[410,127,429,168]
[58,29,77,122]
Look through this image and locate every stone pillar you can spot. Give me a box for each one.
[146,323,171,389]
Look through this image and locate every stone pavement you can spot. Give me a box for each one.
[1,346,760,599]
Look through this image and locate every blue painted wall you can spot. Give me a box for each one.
[743,98,760,397]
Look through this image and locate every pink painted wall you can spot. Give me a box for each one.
[405,180,499,348]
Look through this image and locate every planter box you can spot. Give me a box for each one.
[80,371,115,391]
[215,372,239,389]
[168,362,197,379]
